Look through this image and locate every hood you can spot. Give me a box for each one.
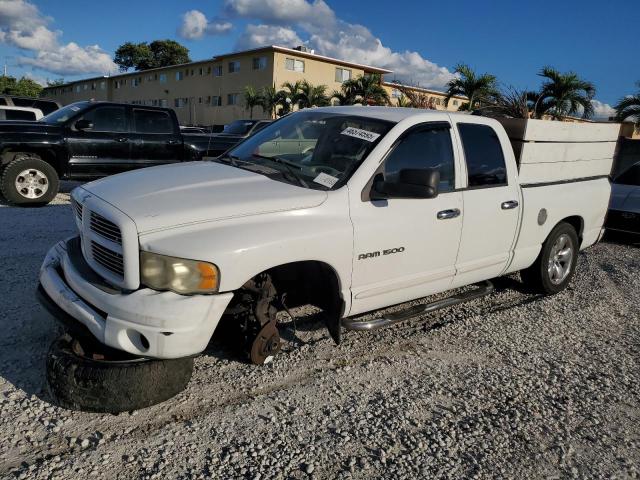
[83,161,328,233]
[0,121,61,135]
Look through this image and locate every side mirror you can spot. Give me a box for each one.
[372,168,440,200]
[74,119,94,131]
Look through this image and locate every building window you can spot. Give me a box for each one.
[228,61,240,73]
[83,84,88,90]
[75,85,81,93]
[132,77,141,87]
[100,81,106,90]
[159,74,167,84]
[174,98,188,108]
[213,65,223,76]
[160,99,168,107]
[176,71,184,81]
[90,82,96,91]
[285,58,305,72]
[198,97,203,104]
[227,93,239,105]
[199,67,204,75]
[206,66,211,75]
[210,96,222,106]
[114,81,119,90]
[335,67,351,82]
[453,100,459,106]
[435,98,441,106]
[253,57,267,70]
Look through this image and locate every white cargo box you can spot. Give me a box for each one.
[495,118,620,184]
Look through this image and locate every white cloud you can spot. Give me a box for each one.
[235,24,303,51]
[591,99,615,120]
[0,0,117,76]
[190,0,455,89]
[178,9,232,40]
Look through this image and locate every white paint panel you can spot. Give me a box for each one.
[518,158,613,184]
[496,118,621,142]
[518,141,617,164]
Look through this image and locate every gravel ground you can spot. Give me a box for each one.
[0,187,639,480]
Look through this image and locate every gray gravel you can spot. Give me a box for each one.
[0,188,638,479]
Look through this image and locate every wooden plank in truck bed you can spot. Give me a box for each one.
[497,118,620,142]
[517,141,617,164]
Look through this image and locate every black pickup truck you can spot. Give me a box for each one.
[0,101,223,205]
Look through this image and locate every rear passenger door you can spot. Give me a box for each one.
[130,108,183,168]
[450,120,521,288]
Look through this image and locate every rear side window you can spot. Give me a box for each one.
[0,98,7,106]
[458,123,507,187]
[33,100,58,115]
[383,126,455,192]
[4,110,36,121]
[133,109,173,134]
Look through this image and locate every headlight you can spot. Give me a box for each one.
[140,251,219,294]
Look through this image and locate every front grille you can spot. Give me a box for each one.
[90,212,122,244]
[90,241,124,277]
[71,198,83,222]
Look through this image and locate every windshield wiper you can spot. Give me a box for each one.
[251,154,308,188]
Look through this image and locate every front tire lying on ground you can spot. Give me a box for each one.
[0,155,59,206]
[46,335,194,413]
[520,221,579,295]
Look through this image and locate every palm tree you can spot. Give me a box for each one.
[530,66,595,120]
[280,80,302,109]
[259,86,281,119]
[332,81,358,106]
[243,86,263,119]
[614,81,640,128]
[297,80,330,108]
[342,74,389,105]
[444,63,497,110]
[395,94,411,108]
[478,86,531,119]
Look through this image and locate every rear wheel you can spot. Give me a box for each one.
[520,222,579,295]
[0,155,59,206]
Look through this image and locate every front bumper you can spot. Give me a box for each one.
[38,238,234,359]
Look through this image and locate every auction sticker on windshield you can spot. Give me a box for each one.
[341,127,381,142]
[313,172,339,188]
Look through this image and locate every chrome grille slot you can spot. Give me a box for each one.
[90,212,122,245]
[71,198,83,222]
[90,241,124,277]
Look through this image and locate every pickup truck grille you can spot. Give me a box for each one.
[90,212,122,245]
[90,240,124,277]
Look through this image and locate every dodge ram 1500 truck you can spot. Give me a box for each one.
[0,101,222,205]
[38,107,614,369]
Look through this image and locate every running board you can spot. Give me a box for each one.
[342,280,494,331]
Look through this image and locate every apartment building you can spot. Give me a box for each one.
[43,45,394,125]
[383,82,467,111]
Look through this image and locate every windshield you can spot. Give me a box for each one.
[222,120,257,135]
[39,102,88,124]
[222,110,394,190]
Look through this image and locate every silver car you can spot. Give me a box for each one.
[607,162,640,234]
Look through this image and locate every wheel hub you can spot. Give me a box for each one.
[547,233,573,285]
[250,322,281,365]
[15,168,49,199]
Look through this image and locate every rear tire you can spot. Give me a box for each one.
[520,222,579,295]
[46,335,194,413]
[0,155,59,206]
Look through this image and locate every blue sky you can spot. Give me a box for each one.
[0,0,637,116]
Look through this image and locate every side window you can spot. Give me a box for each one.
[615,164,640,186]
[5,110,36,121]
[133,109,173,134]
[79,106,127,132]
[383,126,455,192]
[457,123,507,187]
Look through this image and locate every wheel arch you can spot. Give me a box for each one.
[557,215,584,245]
[1,147,63,176]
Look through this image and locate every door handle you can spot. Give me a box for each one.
[166,139,180,145]
[437,208,461,220]
[116,137,128,143]
[501,200,519,210]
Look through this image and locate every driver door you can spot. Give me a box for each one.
[349,122,464,316]
[65,105,131,178]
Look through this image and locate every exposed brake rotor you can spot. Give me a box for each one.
[250,321,281,365]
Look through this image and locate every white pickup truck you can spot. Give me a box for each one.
[39,107,615,375]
